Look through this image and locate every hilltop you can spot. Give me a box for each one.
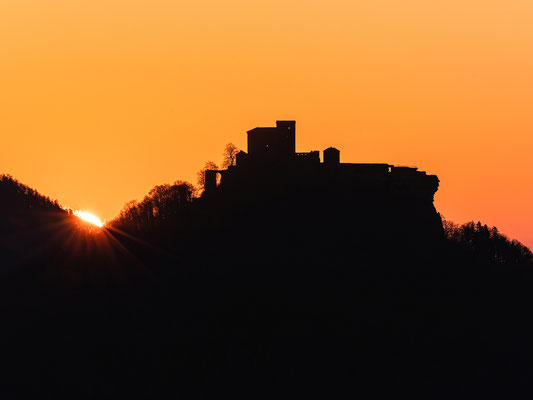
[0,122,531,399]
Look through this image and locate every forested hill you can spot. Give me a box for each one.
[0,175,68,270]
[0,173,532,399]
[0,174,63,218]
[1,173,529,271]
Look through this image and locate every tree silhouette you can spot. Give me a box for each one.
[112,180,195,231]
[221,143,239,169]
[442,217,532,265]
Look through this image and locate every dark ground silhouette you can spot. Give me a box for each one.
[0,121,532,399]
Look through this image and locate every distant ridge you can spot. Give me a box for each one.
[0,174,67,270]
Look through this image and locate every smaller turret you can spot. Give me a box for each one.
[323,147,340,165]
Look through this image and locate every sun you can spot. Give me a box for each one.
[74,210,104,228]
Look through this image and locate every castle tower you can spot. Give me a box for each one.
[247,120,296,160]
[323,147,340,165]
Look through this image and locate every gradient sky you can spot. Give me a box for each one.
[1,0,532,248]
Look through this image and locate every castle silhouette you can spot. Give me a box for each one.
[204,120,439,202]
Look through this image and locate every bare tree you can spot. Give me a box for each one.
[221,143,239,169]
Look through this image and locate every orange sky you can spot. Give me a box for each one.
[1,0,532,248]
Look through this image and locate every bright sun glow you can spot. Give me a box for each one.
[74,210,104,227]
